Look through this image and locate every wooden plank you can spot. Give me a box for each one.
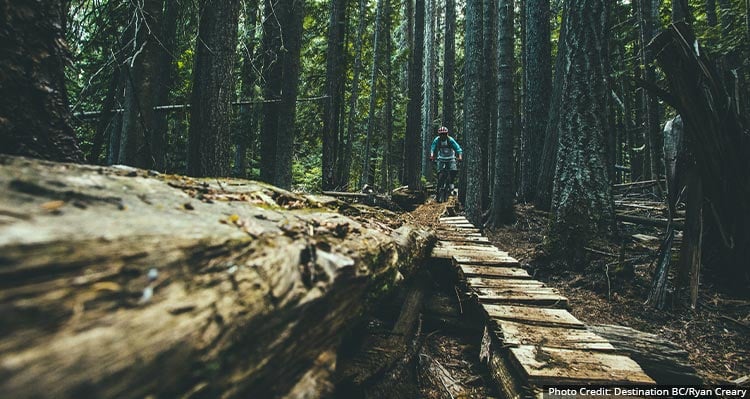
[482,305,585,329]
[436,228,482,234]
[439,239,494,246]
[436,233,487,239]
[466,278,545,289]
[442,223,476,229]
[509,345,655,385]
[436,242,500,251]
[431,248,508,259]
[439,216,470,222]
[453,255,519,266]
[474,288,568,307]
[458,265,532,279]
[493,320,614,351]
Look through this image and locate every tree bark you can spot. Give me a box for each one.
[463,0,484,224]
[534,4,567,211]
[0,0,82,162]
[481,0,497,207]
[672,0,691,22]
[119,0,164,169]
[490,0,515,226]
[273,0,305,189]
[421,0,437,181]
[187,0,241,177]
[340,0,367,190]
[151,0,180,172]
[323,0,347,190]
[405,0,425,189]
[380,0,394,191]
[260,0,283,183]
[442,0,456,135]
[234,0,260,178]
[520,0,551,203]
[362,0,385,188]
[638,0,662,183]
[549,0,614,267]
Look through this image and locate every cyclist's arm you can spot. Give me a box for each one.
[450,138,463,155]
[430,137,439,158]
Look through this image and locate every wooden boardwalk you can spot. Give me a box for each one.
[432,216,655,398]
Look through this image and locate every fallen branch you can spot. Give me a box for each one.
[616,213,684,229]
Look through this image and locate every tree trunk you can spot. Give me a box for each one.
[549,0,614,267]
[323,0,347,190]
[421,0,437,181]
[490,0,515,226]
[463,0,484,223]
[380,0,394,191]
[0,155,433,399]
[521,0,551,202]
[638,0,662,184]
[272,0,305,189]
[442,0,456,134]
[120,0,164,169]
[672,0,691,22]
[534,4,567,211]
[151,0,180,172]
[341,0,367,190]
[260,0,283,183]
[362,0,385,188]
[0,0,82,162]
[481,0,497,208]
[234,0,260,178]
[187,0,241,177]
[89,69,120,164]
[405,0,425,189]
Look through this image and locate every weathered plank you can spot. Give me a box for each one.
[431,247,508,259]
[458,265,532,279]
[437,228,482,234]
[482,305,585,329]
[466,278,545,289]
[474,287,568,307]
[509,345,655,385]
[453,255,519,266]
[439,216,470,222]
[435,242,503,252]
[442,223,476,229]
[436,240,495,248]
[493,320,614,351]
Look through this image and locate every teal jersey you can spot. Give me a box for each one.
[430,136,463,160]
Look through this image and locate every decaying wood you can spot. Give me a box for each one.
[616,213,684,229]
[589,324,702,384]
[613,179,665,189]
[0,155,433,399]
[650,22,750,285]
[336,273,429,397]
[509,345,655,385]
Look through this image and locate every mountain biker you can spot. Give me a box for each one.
[429,126,463,192]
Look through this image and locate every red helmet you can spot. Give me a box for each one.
[438,126,448,134]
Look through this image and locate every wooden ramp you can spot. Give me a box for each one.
[432,216,655,398]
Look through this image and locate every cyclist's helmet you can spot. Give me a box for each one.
[438,126,448,135]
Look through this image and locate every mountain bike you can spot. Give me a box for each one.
[435,160,452,203]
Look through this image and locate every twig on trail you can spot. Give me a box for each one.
[605,263,612,300]
[584,247,618,258]
[454,286,463,315]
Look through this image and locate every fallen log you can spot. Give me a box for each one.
[0,155,433,399]
[616,213,684,230]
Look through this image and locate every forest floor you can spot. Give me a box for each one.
[406,199,750,386]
